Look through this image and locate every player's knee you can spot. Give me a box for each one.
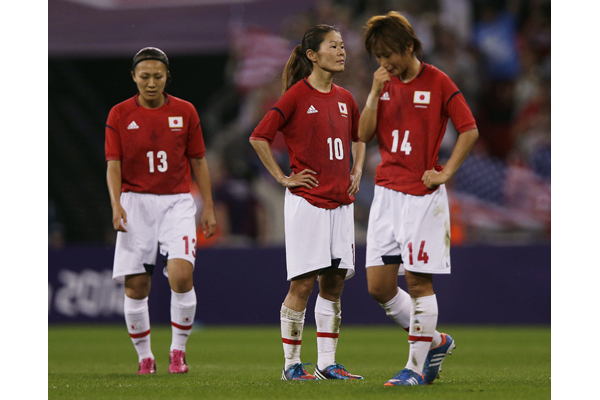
[368,282,395,304]
[124,276,151,299]
[289,279,315,300]
[169,274,193,293]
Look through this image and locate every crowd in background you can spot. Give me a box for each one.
[190,0,550,248]
[48,0,551,249]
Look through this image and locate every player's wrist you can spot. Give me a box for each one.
[366,92,379,109]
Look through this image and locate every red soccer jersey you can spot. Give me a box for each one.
[105,93,206,194]
[250,78,360,209]
[375,62,477,195]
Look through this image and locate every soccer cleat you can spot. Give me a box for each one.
[168,349,189,373]
[137,357,156,375]
[281,363,317,381]
[384,368,425,386]
[422,333,456,384]
[314,363,364,380]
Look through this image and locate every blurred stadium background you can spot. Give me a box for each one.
[48,0,550,326]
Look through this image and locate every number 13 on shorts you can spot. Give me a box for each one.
[407,241,429,265]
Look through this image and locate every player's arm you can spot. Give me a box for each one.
[249,138,319,189]
[348,140,366,196]
[190,157,217,239]
[106,160,127,232]
[358,67,390,142]
[422,128,479,189]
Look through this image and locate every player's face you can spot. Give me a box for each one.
[311,30,346,73]
[375,45,413,78]
[132,60,168,107]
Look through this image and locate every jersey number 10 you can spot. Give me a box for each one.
[391,130,412,155]
[327,137,344,160]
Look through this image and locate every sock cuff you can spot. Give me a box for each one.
[281,304,305,321]
[411,294,438,314]
[381,287,410,308]
[171,288,196,308]
[315,295,341,316]
[124,295,149,313]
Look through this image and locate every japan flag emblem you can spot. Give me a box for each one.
[168,116,183,128]
[413,91,431,104]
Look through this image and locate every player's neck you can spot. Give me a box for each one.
[306,70,334,93]
[399,57,422,83]
[138,93,166,109]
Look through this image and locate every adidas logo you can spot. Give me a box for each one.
[307,105,318,114]
[380,92,390,101]
[127,121,139,130]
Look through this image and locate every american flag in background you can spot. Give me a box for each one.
[230,26,291,91]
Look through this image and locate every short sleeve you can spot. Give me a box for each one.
[442,75,477,134]
[250,89,296,143]
[105,106,122,161]
[186,106,206,159]
[350,96,360,142]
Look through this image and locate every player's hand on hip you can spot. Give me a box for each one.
[201,208,217,239]
[112,205,128,232]
[371,66,390,95]
[281,169,318,189]
[422,168,448,190]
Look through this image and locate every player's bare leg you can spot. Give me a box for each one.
[167,258,196,373]
[366,264,401,304]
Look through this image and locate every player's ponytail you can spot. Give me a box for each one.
[281,24,339,94]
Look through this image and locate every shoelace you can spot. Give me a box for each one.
[331,364,350,377]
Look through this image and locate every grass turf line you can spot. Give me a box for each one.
[49,324,550,399]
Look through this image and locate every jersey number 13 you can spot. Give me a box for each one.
[147,150,168,172]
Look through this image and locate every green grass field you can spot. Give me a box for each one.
[48,324,550,399]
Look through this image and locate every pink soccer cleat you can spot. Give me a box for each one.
[169,349,189,373]
[137,357,156,375]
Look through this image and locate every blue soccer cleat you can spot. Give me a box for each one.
[384,368,425,386]
[422,332,456,384]
[281,363,317,381]
[314,363,364,380]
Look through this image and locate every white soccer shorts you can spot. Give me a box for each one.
[284,189,356,281]
[112,192,197,284]
[365,184,451,275]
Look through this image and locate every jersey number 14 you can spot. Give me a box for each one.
[391,130,412,155]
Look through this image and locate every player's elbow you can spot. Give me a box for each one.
[358,129,374,143]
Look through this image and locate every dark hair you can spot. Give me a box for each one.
[364,11,423,60]
[131,47,171,84]
[132,47,169,71]
[281,24,339,94]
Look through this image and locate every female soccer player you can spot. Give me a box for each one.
[359,12,479,386]
[249,25,366,381]
[105,47,217,375]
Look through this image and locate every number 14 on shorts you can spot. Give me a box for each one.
[407,241,429,265]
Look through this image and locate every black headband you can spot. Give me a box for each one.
[131,56,169,71]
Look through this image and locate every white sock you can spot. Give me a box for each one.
[379,287,412,331]
[281,304,305,369]
[406,294,438,374]
[124,295,153,362]
[170,288,196,352]
[315,295,342,370]
[381,288,442,348]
